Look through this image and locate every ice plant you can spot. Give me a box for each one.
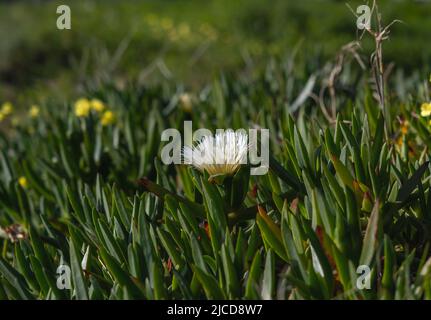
[11,117,20,127]
[74,98,91,117]
[420,102,431,117]
[100,110,115,126]
[183,130,248,176]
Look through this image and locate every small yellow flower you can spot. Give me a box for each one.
[396,135,404,147]
[29,105,40,118]
[1,102,13,115]
[420,102,431,117]
[400,120,409,135]
[199,23,218,41]
[168,29,179,42]
[74,98,91,117]
[90,99,105,112]
[100,110,115,126]
[161,18,173,30]
[11,117,20,127]
[146,14,158,27]
[18,176,28,188]
[178,23,190,38]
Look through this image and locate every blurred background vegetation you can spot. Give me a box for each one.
[0,0,430,105]
[1,0,431,300]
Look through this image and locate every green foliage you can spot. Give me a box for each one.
[1,0,431,101]
[1,44,431,300]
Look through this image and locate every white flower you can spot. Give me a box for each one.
[183,130,249,176]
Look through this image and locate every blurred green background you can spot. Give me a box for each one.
[0,0,430,104]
